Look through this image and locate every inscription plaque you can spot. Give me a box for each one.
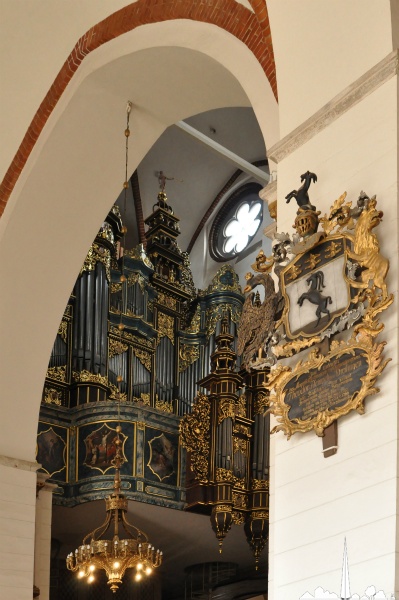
[285,350,368,422]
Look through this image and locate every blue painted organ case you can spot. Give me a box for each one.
[37,192,244,512]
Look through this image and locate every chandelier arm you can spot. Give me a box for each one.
[82,511,112,545]
[121,511,149,542]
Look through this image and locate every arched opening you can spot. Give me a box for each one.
[1,13,278,598]
[0,20,278,467]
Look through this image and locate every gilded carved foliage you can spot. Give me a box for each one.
[180,393,210,483]
[132,347,152,372]
[236,394,247,418]
[232,491,248,509]
[125,244,154,269]
[216,467,235,482]
[155,396,174,413]
[80,243,111,281]
[109,326,153,349]
[232,511,245,525]
[233,437,247,455]
[43,387,62,406]
[157,292,177,310]
[179,344,200,372]
[134,393,150,406]
[204,265,242,295]
[265,330,391,438]
[253,391,269,415]
[46,366,66,382]
[251,479,269,491]
[109,338,128,358]
[157,312,175,345]
[185,304,201,334]
[58,320,68,343]
[218,399,235,424]
[72,370,109,386]
[206,303,241,339]
[109,384,127,402]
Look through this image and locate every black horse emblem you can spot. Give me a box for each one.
[298,271,332,326]
[285,171,317,211]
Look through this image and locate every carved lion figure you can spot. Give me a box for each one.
[346,197,389,298]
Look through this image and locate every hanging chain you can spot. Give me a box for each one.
[116,101,132,404]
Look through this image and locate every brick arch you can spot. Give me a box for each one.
[0,0,276,217]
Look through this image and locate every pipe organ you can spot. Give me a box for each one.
[38,189,270,567]
[39,191,245,510]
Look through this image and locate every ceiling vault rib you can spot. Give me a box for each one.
[175,121,270,185]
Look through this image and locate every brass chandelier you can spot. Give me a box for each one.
[66,423,163,592]
[66,102,163,592]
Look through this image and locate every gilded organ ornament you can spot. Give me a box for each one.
[80,243,112,282]
[179,392,210,484]
[157,312,175,345]
[44,387,62,406]
[132,347,152,372]
[178,344,200,372]
[109,338,129,358]
[46,366,66,382]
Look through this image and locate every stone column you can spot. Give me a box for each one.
[0,455,39,600]
[34,473,57,600]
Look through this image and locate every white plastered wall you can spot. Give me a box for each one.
[266,1,398,595]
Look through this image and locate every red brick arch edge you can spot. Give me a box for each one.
[0,0,276,218]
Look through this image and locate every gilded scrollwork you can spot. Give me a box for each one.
[233,423,250,436]
[127,272,146,291]
[232,491,248,509]
[178,344,200,372]
[205,303,241,339]
[72,370,109,386]
[157,312,175,345]
[109,326,154,349]
[205,265,242,294]
[57,320,68,343]
[80,243,111,282]
[253,391,269,415]
[185,304,201,334]
[233,437,247,455]
[265,328,391,438]
[110,282,122,294]
[155,396,174,413]
[233,476,246,489]
[109,338,128,358]
[180,251,197,298]
[109,384,127,402]
[140,394,151,406]
[232,511,245,525]
[132,347,152,372]
[125,244,154,269]
[46,366,66,382]
[218,399,235,424]
[43,387,62,406]
[180,393,210,483]
[157,292,177,310]
[216,468,234,482]
[251,479,269,491]
[251,510,269,519]
[235,394,247,418]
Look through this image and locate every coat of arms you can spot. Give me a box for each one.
[237,172,393,445]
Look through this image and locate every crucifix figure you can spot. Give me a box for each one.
[158,170,174,192]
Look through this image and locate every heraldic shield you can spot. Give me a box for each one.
[281,234,351,339]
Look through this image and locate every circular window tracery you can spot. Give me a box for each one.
[209,182,263,262]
